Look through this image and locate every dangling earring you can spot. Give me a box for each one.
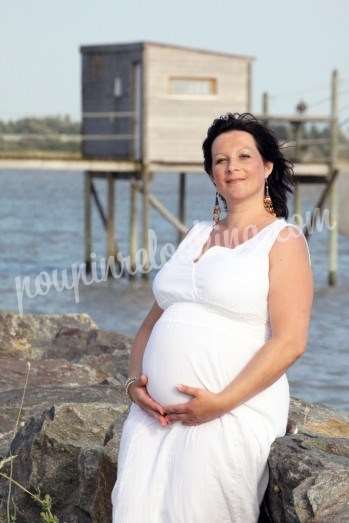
[264,178,276,216]
[212,191,221,225]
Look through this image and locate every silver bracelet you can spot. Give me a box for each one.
[124,376,138,402]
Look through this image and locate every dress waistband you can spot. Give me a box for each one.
[160,301,270,336]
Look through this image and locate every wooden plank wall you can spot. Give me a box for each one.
[145,43,251,164]
[81,46,142,159]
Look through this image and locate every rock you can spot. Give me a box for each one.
[259,397,349,522]
[0,313,130,521]
[0,311,132,455]
[286,397,349,438]
[0,384,126,459]
[46,325,132,363]
[0,312,98,360]
[0,400,129,523]
[0,357,109,393]
[261,434,349,522]
[0,311,132,363]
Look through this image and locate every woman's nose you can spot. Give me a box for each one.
[227,160,239,172]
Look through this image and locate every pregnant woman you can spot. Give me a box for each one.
[111,112,314,522]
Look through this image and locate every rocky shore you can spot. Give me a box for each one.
[0,312,348,522]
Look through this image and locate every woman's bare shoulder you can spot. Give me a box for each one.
[271,223,312,268]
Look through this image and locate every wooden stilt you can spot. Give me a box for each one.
[294,182,302,225]
[328,172,338,285]
[84,171,92,273]
[141,165,150,277]
[106,173,117,278]
[177,172,186,244]
[328,69,338,286]
[107,174,115,257]
[129,178,138,277]
[293,120,303,225]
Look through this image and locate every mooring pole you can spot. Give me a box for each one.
[328,68,339,286]
[129,177,138,277]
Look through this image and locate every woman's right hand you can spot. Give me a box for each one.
[128,374,169,427]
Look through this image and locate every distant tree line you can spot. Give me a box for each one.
[0,115,347,158]
[0,115,80,134]
[0,115,81,154]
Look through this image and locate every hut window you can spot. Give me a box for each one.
[113,76,123,97]
[169,77,217,96]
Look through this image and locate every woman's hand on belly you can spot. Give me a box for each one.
[130,374,169,427]
[163,384,226,426]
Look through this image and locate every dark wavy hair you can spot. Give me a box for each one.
[202,112,295,219]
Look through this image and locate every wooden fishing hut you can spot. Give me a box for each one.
[80,40,254,277]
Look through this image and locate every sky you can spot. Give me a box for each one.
[1,0,349,128]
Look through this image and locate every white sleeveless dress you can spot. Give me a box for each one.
[111,218,310,523]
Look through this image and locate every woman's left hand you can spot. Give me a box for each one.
[163,384,226,426]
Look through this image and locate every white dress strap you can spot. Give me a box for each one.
[175,220,208,252]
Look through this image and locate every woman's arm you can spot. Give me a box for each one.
[127,300,169,425]
[128,223,194,426]
[128,300,164,379]
[128,222,195,378]
[217,225,314,412]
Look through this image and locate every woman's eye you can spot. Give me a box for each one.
[216,155,249,164]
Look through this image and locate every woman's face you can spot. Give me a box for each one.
[211,130,273,207]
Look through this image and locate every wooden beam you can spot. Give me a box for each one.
[0,158,141,172]
[256,113,331,123]
[84,172,92,272]
[141,165,150,275]
[106,174,123,278]
[146,161,334,175]
[107,174,116,259]
[247,62,252,113]
[328,69,339,286]
[177,172,187,244]
[129,179,138,276]
[262,91,269,127]
[91,181,107,228]
[134,180,187,234]
[304,169,339,240]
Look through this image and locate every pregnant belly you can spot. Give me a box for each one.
[141,303,265,407]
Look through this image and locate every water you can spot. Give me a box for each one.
[0,170,348,413]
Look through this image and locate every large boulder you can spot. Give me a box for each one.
[0,312,98,360]
[0,396,129,523]
[259,398,349,522]
[0,312,131,461]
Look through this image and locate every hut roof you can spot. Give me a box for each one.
[80,40,255,62]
